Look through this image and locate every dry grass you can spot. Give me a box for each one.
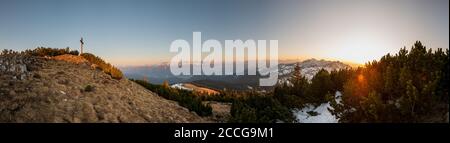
[52,54,88,64]
[183,83,219,95]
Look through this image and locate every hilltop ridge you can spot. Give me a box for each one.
[0,49,208,123]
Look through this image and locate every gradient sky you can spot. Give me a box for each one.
[0,0,448,66]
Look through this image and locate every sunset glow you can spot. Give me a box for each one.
[0,0,448,66]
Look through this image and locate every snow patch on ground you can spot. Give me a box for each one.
[293,91,342,123]
[170,83,193,91]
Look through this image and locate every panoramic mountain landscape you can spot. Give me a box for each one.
[1,1,449,143]
[1,41,448,123]
[0,0,448,124]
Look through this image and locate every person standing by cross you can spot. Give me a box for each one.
[80,37,84,55]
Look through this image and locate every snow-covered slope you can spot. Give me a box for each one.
[293,91,342,123]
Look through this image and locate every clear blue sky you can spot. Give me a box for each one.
[0,0,448,65]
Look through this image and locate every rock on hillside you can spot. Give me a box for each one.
[0,54,208,123]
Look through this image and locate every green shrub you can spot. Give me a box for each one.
[84,85,95,92]
[229,95,295,123]
[330,41,449,123]
[198,90,243,103]
[307,111,319,116]
[131,79,212,116]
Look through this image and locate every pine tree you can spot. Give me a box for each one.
[307,69,332,104]
[330,41,448,123]
[288,62,309,97]
[291,62,302,81]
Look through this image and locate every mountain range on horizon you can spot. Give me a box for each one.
[120,58,351,91]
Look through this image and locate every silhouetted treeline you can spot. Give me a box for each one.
[227,41,448,123]
[330,41,448,122]
[25,47,79,56]
[2,47,79,56]
[229,93,295,123]
[273,64,351,108]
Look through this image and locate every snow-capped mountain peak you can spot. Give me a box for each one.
[278,59,351,83]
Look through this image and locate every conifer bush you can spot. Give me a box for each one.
[131,79,212,116]
[329,41,449,122]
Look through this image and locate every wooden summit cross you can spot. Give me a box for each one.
[80,37,84,55]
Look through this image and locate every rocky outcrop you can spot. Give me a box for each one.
[0,54,41,80]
